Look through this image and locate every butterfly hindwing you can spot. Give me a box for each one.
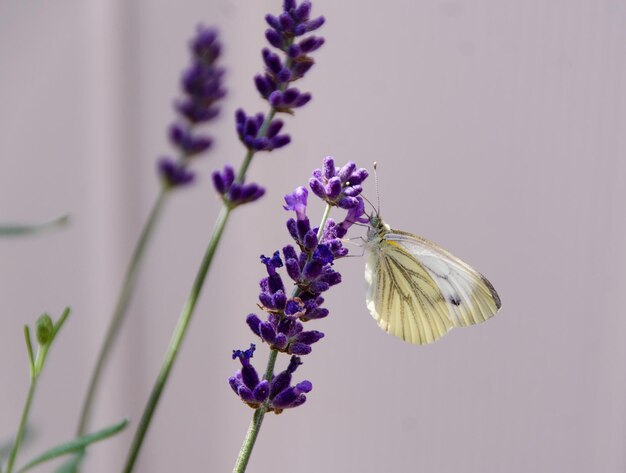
[365,227,501,345]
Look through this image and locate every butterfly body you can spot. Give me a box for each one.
[364,215,501,345]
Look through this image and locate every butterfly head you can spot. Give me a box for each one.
[366,212,390,243]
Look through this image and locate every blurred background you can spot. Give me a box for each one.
[1,0,625,471]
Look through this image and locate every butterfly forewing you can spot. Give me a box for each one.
[365,225,501,345]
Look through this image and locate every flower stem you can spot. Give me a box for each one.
[231,347,276,473]
[232,406,267,473]
[121,103,280,472]
[7,309,70,473]
[121,205,231,473]
[5,380,36,473]
[316,204,332,241]
[263,349,279,381]
[76,189,169,437]
[232,203,333,473]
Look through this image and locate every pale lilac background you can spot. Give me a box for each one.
[1,0,625,472]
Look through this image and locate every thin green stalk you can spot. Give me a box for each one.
[76,190,168,436]
[5,381,36,473]
[121,205,231,473]
[232,204,333,473]
[263,349,279,381]
[7,309,70,473]
[232,407,267,473]
[316,205,332,241]
[121,104,279,472]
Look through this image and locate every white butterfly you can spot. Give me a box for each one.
[364,214,502,345]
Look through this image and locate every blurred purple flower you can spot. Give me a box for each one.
[158,26,226,189]
[212,165,265,208]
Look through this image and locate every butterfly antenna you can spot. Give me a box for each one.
[361,194,378,214]
[373,161,381,216]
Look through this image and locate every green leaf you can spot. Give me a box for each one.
[16,419,127,473]
[0,215,69,237]
[53,451,84,473]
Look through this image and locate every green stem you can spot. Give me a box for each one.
[76,190,168,436]
[316,204,332,241]
[121,205,231,473]
[5,381,37,473]
[6,309,70,473]
[233,345,278,473]
[232,204,333,473]
[263,349,279,381]
[120,103,280,472]
[232,407,267,473]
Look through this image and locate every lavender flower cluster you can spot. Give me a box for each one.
[229,157,369,413]
[236,0,325,152]
[211,165,266,209]
[158,26,226,188]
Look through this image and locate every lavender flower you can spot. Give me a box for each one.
[230,157,369,412]
[309,156,369,211]
[235,0,325,152]
[235,110,290,152]
[159,26,226,189]
[212,165,265,208]
[229,344,312,413]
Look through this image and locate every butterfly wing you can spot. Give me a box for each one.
[365,229,501,345]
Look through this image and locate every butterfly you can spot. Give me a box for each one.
[364,213,502,345]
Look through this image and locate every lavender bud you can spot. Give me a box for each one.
[262,48,283,74]
[265,29,283,49]
[266,119,284,138]
[295,330,324,344]
[293,93,311,107]
[238,385,256,403]
[278,12,295,31]
[253,380,270,403]
[289,342,312,355]
[303,231,318,252]
[241,364,260,390]
[265,14,281,30]
[299,36,324,53]
[274,334,289,350]
[246,314,262,336]
[326,176,342,199]
[255,74,274,98]
[286,219,299,240]
[270,371,291,398]
[285,258,301,281]
[272,388,300,408]
[260,322,277,344]
[337,161,357,182]
[294,1,311,21]
[309,178,326,198]
[303,259,323,279]
[323,157,335,179]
